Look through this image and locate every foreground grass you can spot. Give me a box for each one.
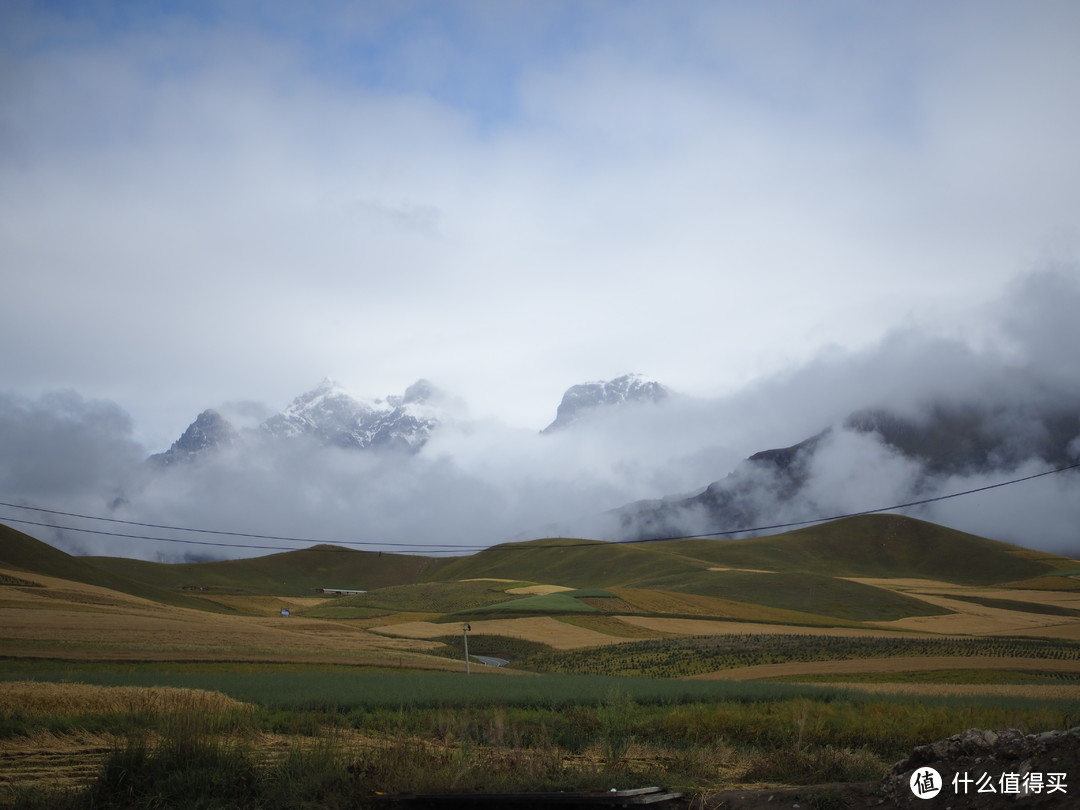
[3,662,1079,809]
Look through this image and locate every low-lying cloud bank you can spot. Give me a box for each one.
[2,269,1078,560]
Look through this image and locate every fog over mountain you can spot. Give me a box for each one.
[1,270,1077,560]
[3,4,1079,562]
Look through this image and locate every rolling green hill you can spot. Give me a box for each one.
[635,569,948,621]
[305,578,525,616]
[7,514,1077,624]
[0,523,222,610]
[650,514,1065,585]
[431,537,712,588]
[84,544,449,596]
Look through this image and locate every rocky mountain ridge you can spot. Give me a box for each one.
[613,398,1080,541]
[149,409,239,466]
[261,378,444,452]
[151,378,449,463]
[147,374,1079,549]
[152,373,668,463]
[541,373,669,433]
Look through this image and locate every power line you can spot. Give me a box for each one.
[625,460,1080,543]
[1,461,1076,555]
[0,499,485,551]
[0,517,314,552]
[0,515,491,554]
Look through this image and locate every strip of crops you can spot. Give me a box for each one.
[0,660,841,710]
[518,634,1080,678]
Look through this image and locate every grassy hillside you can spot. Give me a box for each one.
[85,544,448,596]
[459,592,601,616]
[11,513,1077,625]
[637,569,949,622]
[432,537,711,587]
[0,523,222,610]
[652,514,1065,584]
[305,579,524,617]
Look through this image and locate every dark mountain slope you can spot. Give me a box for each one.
[614,394,1080,543]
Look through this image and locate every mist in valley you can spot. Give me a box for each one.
[2,269,1077,561]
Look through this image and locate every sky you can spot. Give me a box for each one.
[1,1,1079,559]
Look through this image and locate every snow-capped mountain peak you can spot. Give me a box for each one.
[149,409,238,466]
[542,373,670,433]
[262,379,445,452]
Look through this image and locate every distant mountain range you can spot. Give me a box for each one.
[146,372,1079,546]
[152,373,670,464]
[151,377,451,464]
[614,399,1080,541]
[541,373,669,433]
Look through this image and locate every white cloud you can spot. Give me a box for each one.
[1,3,1079,556]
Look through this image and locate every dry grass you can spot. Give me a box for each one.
[849,577,1080,637]
[0,606,443,653]
[198,595,333,616]
[0,680,249,717]
[505,584,575,595]
[706,567,772,573]
[0,731,115,791]
[0,564,458,668]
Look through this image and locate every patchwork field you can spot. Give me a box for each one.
[5,511,1080,683]
[6,560,1080,691]
[3,516,1080,805]
[370,616,634,649]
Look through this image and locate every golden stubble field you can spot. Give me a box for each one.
[0,567,453,668]
[851,577,1080,639]
[0,682,408,794]
[5,566,1080,683]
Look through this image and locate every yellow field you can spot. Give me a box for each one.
[0,680,248,716]
[197,595,333,616]
[505,584,575,595]
[0,566,450,666]
[849,577,1080,637]
[0,682,258,792]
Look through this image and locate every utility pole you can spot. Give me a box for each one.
[462,623,471,675]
